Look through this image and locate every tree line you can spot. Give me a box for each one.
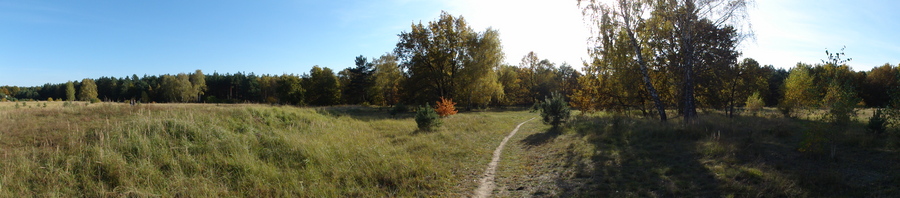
[2,9,899,117]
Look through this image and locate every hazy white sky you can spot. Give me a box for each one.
[1,0,898,86]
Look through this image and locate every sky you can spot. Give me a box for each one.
[1,0,899,87]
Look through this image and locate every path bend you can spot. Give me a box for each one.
[472,117,536,198]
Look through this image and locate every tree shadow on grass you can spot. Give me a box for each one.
[521,127,563,146]
[549,116,723,197]
[314,105,415,121]
[545,114,900,197]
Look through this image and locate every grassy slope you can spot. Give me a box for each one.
[0,102,533,197]
[495,110,899,197]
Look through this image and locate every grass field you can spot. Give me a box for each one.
[494,109,900,197]
[1,102,897,197]
[0,102,533,197]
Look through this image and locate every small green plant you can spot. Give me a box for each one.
[745,92,764,116]
[42,103,47,108]
[868,109,888,134]
[415,103,442,131]
[89,98,101,104]
[15,103,20,109]
[537,92,571,128]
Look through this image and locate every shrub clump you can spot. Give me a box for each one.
[415,103,442,131]
[434,97,457,117]
[745,92,764,115]
[537,92,571,128]
[867,109,888,134]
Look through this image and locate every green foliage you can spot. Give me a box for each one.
[78,78,99,101]
[537,92,571,128]
[89,98,101,104]
[867,109,888,134]
[339,55,375,105]
[372,54,403,106]
[394,11,505,105]
[745,91,765,115]
[0,104,537,196]
[66,81,76,101]
[415,103,442,131]
[305,66,341,106]
[779,64,817,117]
[189,70,206,102]
[821,82,860,126]
[276,74,304,105]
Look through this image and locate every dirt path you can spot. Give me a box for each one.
[473,117,536,198]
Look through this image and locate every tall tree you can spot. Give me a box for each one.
[341,55,375,105]
[863,64,899,107]
[66,81,76,101]
[557,63,582,101]
[276,74,304,105]
[457,28,504,109]
[190,70,206,102]
[763,65,789,107]
[497,64,533,106]
[580,0,668,121]
[78,78,98,101]
[780,63,818,117]
[306,66,341,106]
[372,53,403,106]
[394,11,504,105]
[719,58,767,117]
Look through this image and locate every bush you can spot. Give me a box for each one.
[89,98,101,104]
[745,92,764,115]
[822,82,859,126]
[867,109,887,134]
[537,92,571,128]
[415,103,442,131]
[434,97,457,117]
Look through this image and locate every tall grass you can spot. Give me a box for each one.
[0,103,533,197]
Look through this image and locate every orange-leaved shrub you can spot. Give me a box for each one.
[434,97,458,117]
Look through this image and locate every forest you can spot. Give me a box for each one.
[1,4,898,123]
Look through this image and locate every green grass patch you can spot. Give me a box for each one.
[0,103,534,197]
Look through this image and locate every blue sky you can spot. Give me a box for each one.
[1,0,898,86]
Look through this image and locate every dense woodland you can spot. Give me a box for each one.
[2,4,899,121]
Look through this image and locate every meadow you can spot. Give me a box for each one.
[0,102,897,197]
[494,108,900,197]
[0,102,532,197]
